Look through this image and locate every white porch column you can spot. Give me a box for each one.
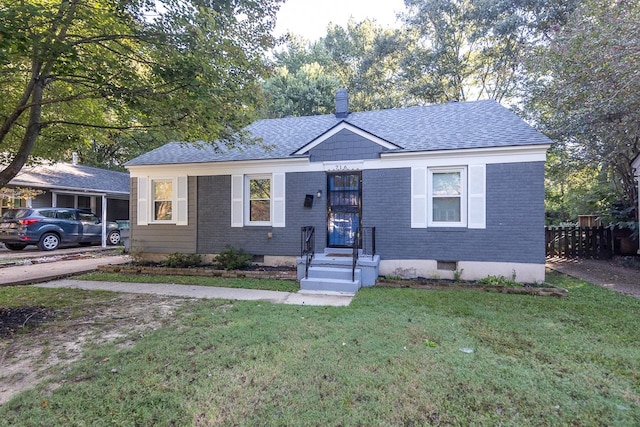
[101,195,107,247]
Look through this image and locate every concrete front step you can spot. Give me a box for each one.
[307,266,361,282]
[300,266,362,293]
[296,251,381,289]
[300,277,360,293]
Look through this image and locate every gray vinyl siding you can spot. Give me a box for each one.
[197,172,326,255]
[32,193,53,208]
[309,129,387,162]
[363,162,545,264]
[129,177,197,253]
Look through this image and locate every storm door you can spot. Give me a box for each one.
[327,172,362,247]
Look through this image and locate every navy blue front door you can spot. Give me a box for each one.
[327,172,361,247]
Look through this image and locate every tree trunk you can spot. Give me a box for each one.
[0,78,45,188]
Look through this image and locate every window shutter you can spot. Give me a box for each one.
[272,173,286,227]
[411,167,427,228]
[176,176,188,226]
[231,175,243,227]
[137,177,148,226]
[468,164,486,229]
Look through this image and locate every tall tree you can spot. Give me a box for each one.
[261,19,406,117]
[260,62,341,118]
[528,0,640,222]
[322,19,406,111]
[259,34,340,118]
[0,0,282,184]
[401,0,579,104]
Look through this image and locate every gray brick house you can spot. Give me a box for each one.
[126,90,551,285]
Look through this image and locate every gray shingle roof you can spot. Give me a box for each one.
[10,163,130,195]
[126,100,552,166]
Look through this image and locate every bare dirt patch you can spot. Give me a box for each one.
[546,256,640,297]
[0,293,189,405]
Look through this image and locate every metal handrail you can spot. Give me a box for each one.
[365,227,376,259]
[301,226,315,279]
[352,229,359,282]
[352,227,375,282]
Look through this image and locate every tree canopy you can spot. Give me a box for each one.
[260,19,405,118]
[0,0,282,185]
[401,0,579,104]
[2,0,637,226]
[527,0,640,224]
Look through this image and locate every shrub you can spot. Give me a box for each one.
[127,244,146,265]
[163,253,202,268]
[215,245,252,270]
[478,275,523,287]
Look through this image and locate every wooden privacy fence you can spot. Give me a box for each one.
[545,226,613,259]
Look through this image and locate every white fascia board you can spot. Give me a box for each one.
[50,189,108,197]
[126,157,312,178]
[292,122,401,155]
[381,144,550,163]
[42,185,128,196]
[127,144,550,178]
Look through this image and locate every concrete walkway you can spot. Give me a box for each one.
[1,249,353,306]
[35,280,354,306]
[0,254,130,286]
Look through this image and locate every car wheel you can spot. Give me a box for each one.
[38,233,60,251]
[4,243,27,251]
[107,230,121,245]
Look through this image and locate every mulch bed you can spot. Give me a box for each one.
[97,264,567,297]
[377,279,569,297]
[98,263,298,281]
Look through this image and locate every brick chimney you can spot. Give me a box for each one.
[335,88,349,118]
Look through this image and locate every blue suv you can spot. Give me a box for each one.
[0,208,121,251]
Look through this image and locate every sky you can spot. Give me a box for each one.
[274,0,406,42]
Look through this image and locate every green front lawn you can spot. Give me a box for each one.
[78,271,300,293]
[1,272,638,426]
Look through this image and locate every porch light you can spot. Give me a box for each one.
[316,190,322,199]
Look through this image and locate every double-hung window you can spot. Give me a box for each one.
[152,179,173,221]
[428,167,467,227]
[137,176,187,226]
[246,175,271,224]
[231,173,285,228]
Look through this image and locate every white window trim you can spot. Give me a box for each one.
[427,167,467,228]
[231,173,286,228]
[150,178,176,224]
[137,176,188,226]
[244,174,272,226]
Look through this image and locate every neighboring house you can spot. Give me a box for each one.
[2,157,130,222]
[125,90,551,284]
[633,153,640,255]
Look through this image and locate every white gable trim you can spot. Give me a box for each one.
[292,122,401,155]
